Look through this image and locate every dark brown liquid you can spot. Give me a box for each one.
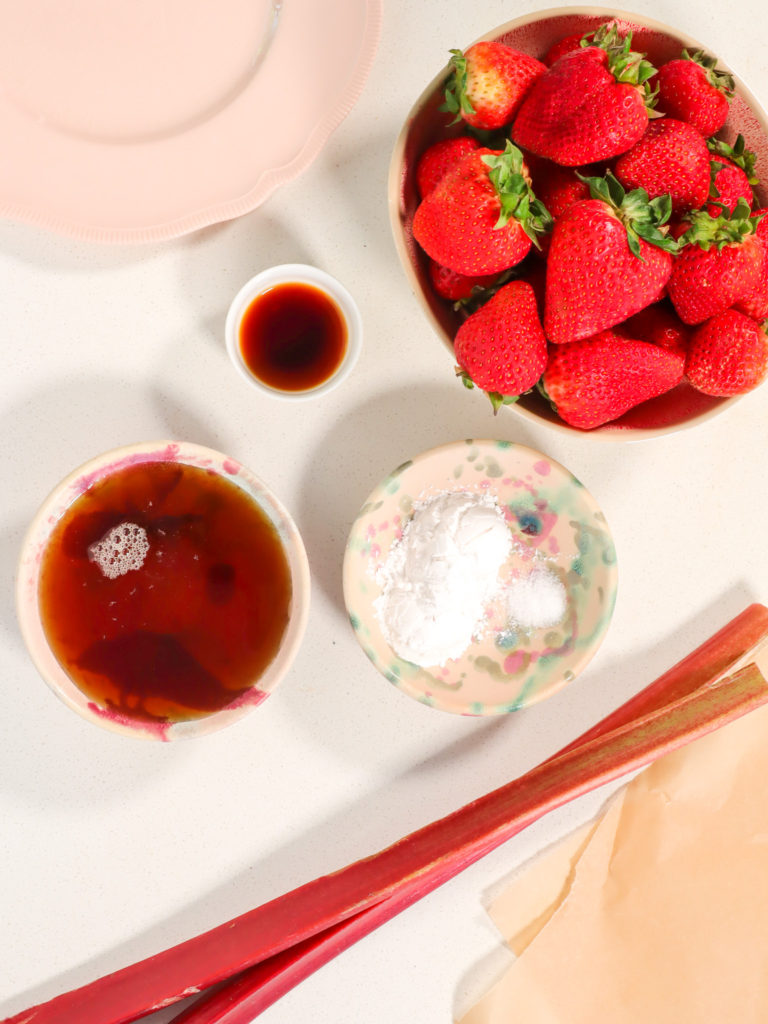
[239,282,348,392]
[38,461,292,724]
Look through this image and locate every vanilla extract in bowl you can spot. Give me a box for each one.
[37,460,293,725]
[239,281,348,393]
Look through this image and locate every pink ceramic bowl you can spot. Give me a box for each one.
[16,442,311,740]
[388,7,768,439]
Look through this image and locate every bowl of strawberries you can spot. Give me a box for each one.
[389,7,768,436]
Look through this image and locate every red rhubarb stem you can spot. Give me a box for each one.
[5,649,767,1024]
[171,660,768,1024]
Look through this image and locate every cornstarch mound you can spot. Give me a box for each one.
[374,491,511,667]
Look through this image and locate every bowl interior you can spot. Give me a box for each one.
[343,439,618,715]
[16,441,310,740]
[389,6,768,438]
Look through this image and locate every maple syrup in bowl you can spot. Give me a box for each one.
[225,263,363,399]
[16,442,310,740]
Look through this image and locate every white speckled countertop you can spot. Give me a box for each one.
[2,2,767,1022]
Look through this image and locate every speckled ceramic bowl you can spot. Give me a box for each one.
[16,441,311,740]
[388,7,768,439]
[342,439,617,715]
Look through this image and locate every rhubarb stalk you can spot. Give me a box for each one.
[5,606,768,1024]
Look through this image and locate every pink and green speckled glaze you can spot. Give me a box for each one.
[343,440,617,715]
[16,441,310,740]
[388,7,768,439]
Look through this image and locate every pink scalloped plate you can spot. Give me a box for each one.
[0,0,381,243]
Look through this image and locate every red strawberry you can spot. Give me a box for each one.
[518,264,547,318]
[656,50,733,137]
[736,208,768,319]
[614,119,710,213]
[428,260,498,300]
[542,331,685,429]
[544,173,676,344]
[412,142,551,275]
[617,300,690,357]
[442,42,546,131]
[544,31,594,66]
[709,160,753,214]
[707,135,758,215]
[416,136,479,198]
[669,200,764,324]
[530,160,591,218]
[685,309,768,395]
[512,25,656,166]
[454,280,548,409]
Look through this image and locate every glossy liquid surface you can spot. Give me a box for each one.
[39,461,292,724]
[239,282,347,392]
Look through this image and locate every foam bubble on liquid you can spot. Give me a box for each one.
[88,522,149,580]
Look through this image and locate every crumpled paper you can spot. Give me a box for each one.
[459,702,768,1024]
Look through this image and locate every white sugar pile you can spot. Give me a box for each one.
[506,566,567,630]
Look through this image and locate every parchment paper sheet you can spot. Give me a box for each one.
[459,703,768,1023]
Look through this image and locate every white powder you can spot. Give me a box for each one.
[374,491,511,667]
[88,522,149,580]
[506,566,567,630]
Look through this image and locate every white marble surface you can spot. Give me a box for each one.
[1,2,767,1022]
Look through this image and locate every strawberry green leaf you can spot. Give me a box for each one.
[707,134,759,184]
[577,30,598,49]
[488,391,520,413]
[456,368,521,413]
[684,49,735,96]
[606,173,627,208]
[583,173,613,207]
[440,50,476,124]
[678,196,757,250]
[577,171,679,258]
[588,22,657,101]
[482,141,554,243]
[625,225,642,259]
[648,193,672,226]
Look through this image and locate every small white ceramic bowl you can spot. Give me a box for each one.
[16,441,311,740]
[225,263,363,400]
[343,439,618,715]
